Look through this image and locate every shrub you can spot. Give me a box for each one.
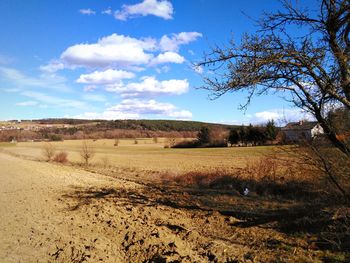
[164,137,176,148]
[160,155,318,200]
[100,156,110,168]
[53,151,68,163]
[48,133,63,141]
[197,126,210,144]
[80,140,95,166]
[114,138,119,146]
[228,129,239,146]
[42,142,56,161]
[171,140,199,148]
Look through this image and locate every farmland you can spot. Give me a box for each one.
[0,140,348,262]
[2,139,272,172]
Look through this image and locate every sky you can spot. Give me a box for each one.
[0,0,316,124]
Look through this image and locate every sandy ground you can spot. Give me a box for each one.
[0,152,128,262]
[0,152,335,262]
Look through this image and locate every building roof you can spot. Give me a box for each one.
[282,121,318,131]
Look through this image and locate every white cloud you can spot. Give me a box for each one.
[0,54,15,65]
[150,52,185,65]
[192,65,203,74]
[159,32,202,52]
[155,65,170,74]
[43,32,202,72]
[79,9,96,15]
[254,111,282,121]
[3,88,20,93]
[40,61,65,73]
[102,8,112,15]
[21,91,87,109]
[82,94,107,102]
[167,110,193,119]
[83,85,98,92]
[0,66,71,92]
[105,76,189,97]
[60,33,156,68]
[70,99,192,120]
[69,111,139,120]
[77,69,135,84]
[109,99,192,119]
[15,101,38,107]
[115,0,173,21]
[251,108,314,125]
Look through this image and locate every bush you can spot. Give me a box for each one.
[160,155,319,200]
[100,156,110,168]
[48,133,63,141]
[164,137,176,148]
[197,126,210,144]
[80,140,95,166]
[42,142,56,161]
[171,140,199,148]
[53,151,68,163]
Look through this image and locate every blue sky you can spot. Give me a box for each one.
[0,0,314,124]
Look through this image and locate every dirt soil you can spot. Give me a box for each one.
[0,152,347,262]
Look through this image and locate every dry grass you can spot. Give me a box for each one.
[1,139,349,261]
[53,151,68,163]
[2,139,273,172]
[42,142,56,162]
[160,155,323,200]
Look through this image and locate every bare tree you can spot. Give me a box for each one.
[198,0,350,156]
[42,142,56,161]
[80,140,95,166]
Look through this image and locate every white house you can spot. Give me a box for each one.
[282,121,324,142]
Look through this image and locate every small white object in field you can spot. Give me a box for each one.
[243,187,249,196]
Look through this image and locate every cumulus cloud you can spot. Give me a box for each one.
[43,32,202,71]
[150,52,185,65]
[105,76,189,97]
[40,60,65,73]
[159,32,202,52]
[69,111,139,120]
[79,9,96,15]
[111,99,192,119]
[77,69,135,84]
[60,34,156,68]
[115,0,173,21]
[15,101,38,107]
[69,99,192,120]
[251,108,314,125]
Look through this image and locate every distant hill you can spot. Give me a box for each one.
[31,119,239,132]
[0,119,240,142]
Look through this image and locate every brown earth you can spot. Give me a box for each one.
[0,152,347,262]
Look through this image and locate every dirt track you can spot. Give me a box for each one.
[0,152,328,262]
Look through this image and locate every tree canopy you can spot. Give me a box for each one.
[199,0,350,156]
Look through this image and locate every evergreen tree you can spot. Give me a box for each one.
[228,129,239,146]
[266,120,277,140]
[197,126,210,144]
